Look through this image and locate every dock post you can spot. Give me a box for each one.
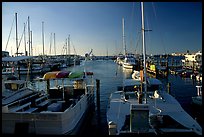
[167,82,171,94]
[155,68,158,78]
[96,79,100,112]
[96,79,101,133]
[47,79,50,94]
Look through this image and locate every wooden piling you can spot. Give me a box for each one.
[96,79,101,131]
[47,79,50,94]
[96,79,100,112]
[167,82,171,94]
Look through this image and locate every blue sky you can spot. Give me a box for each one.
[2,2,202,56]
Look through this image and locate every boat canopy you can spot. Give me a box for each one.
[68,71,84,79]
[43,71,60,80]
[42,71,93,80]
[56,71,70,78]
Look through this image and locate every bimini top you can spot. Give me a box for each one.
[43,71,60,80]
[42,71,85,80]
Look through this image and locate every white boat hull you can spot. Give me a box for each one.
[107,90,202,135]
[123,64,134,69]
[2,94,94,135]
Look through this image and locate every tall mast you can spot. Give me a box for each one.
[66,38,67,55]
[15,13,18,56]
[28,16,31,56]
[122,17,126,56]
[30,30,33,56]
[49,33,52,55]
[24,22,27,56]
[107,47,108,57]
[54,33,56,56]
[42,21,45,56]
[141,2,147,104]
[68,35,70,56]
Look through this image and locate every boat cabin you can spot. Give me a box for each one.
[4,80,26,91]
[146,78,163,92]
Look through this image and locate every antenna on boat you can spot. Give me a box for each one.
[141,2,147,104]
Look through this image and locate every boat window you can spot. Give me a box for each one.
[19,83,25,89]
[11,83,18,91]
[5,83,11,90]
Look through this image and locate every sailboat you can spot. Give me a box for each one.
[123,54,137,69]
[121,18,137,70]
[106,2,202,135]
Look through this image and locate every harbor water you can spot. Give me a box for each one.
[25,60,202,135]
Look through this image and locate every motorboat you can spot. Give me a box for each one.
[2,75,40,106]
[106,77,202,135]
[122,55,137,69]
[2,70,95,135]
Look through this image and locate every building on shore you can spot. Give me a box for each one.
[181,51,202,71]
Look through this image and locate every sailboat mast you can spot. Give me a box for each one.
[42,21,45,56]
[68,35,70,56]
[68,35,70,65]
[30,30,33,56]
[28,16,31,56]
[24,23,27,56]
[54,33,56,56]
[49,33,52,55]
[122,17,126,56]
[141,2,147,104]
[107,47,108,57]
[15,13,18,56]
[66,38,67,55]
